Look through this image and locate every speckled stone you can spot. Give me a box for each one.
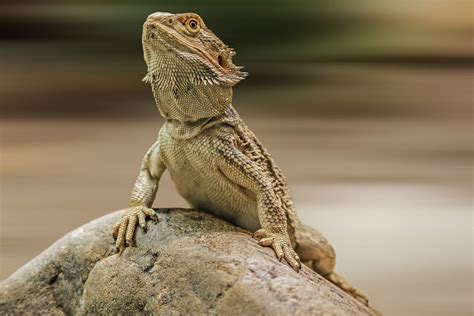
[0,209,376,315]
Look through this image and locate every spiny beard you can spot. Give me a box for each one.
[142,48,246,89]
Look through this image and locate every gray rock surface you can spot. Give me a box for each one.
[0,208,376,315]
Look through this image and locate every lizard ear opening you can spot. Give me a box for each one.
[214,52,247,86]
[217,55,224,67]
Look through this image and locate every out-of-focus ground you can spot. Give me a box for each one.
[0,1,473,316]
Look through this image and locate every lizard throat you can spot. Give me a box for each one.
[150,74,234,122]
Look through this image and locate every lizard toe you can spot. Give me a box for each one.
[283,244,301,271]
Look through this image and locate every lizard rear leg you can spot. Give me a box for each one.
[295,224,369,306]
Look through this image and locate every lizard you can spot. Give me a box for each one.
[112,11,369,306]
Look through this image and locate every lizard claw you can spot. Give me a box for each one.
[116,246,125,256]
[113,206,158,254]
[253,229,301,271]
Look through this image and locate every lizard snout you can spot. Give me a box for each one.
[146,12,174,24]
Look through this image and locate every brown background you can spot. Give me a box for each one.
[1,1,472,315]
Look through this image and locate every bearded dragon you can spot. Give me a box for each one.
[112,12,369,305]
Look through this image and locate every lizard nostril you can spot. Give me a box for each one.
[168,18,173,24]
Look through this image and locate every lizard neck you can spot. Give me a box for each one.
[163,105,241,140]
[151,79,234,122]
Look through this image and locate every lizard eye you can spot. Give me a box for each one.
[189,19,198,29]
[185,18,201,33]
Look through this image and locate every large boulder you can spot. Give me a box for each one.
[0,208,376,315]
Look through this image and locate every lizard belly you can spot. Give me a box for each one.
[160,135,261,232]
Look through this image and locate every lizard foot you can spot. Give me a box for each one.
[112,206,158,254]
[253,229,301,271]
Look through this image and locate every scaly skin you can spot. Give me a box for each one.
[112,12,370,305]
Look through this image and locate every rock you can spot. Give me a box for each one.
[0,208,376,315]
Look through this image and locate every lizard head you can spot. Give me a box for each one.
[142,12,247,121]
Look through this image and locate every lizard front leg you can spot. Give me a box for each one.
[113,141,166,253]
[215,135,301,271]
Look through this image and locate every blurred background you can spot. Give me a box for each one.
[0,0,472,315]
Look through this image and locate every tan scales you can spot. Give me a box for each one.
[112,11,369,305]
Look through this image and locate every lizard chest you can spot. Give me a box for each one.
[156,126,260,231]
[158,127,230,206]
[158,130,215,178]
